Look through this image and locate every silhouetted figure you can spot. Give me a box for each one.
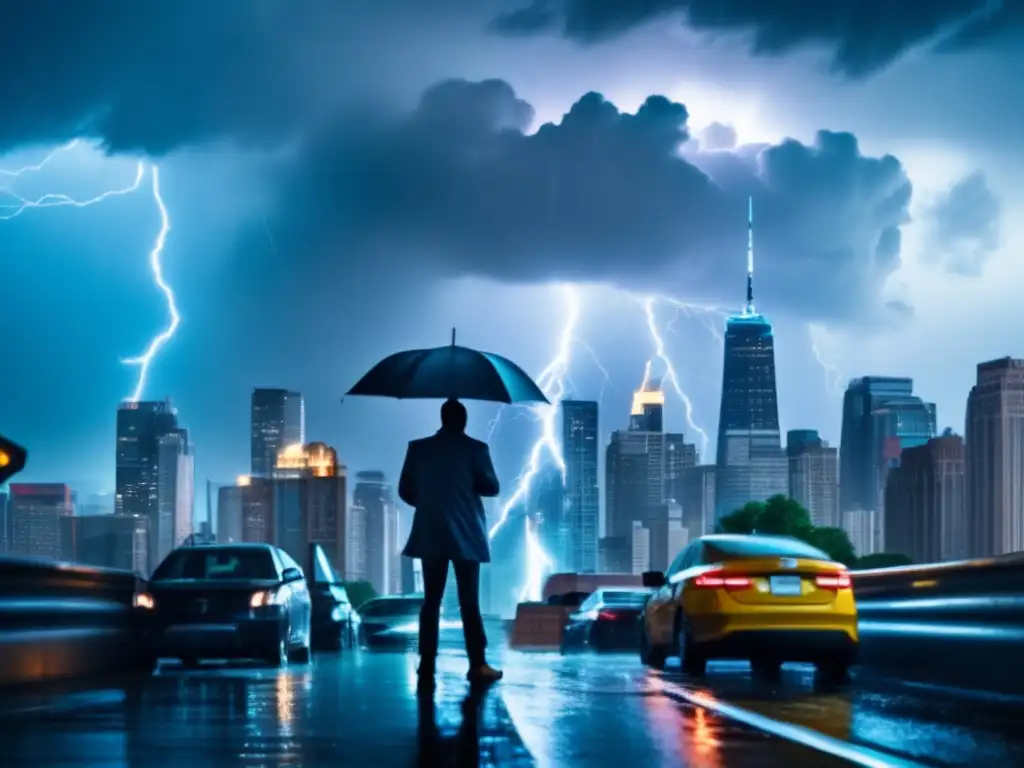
[400,398,503,686]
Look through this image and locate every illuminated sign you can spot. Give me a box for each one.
[0,434,27,484]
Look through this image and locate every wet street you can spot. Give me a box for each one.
[3,632,1024,767]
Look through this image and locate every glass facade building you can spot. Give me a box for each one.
[562,399,599,573]
[250,388,305,477]
[714,313,787,521]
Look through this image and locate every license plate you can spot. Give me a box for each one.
[769,576,803,596]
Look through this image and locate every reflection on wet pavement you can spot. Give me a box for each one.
[3,638,1024,766]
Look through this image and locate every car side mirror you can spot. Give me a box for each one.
[282,567,303,583]
[642,571,666,588]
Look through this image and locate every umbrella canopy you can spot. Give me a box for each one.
[346,329,548,404]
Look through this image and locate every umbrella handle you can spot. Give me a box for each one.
[451,327,456,346]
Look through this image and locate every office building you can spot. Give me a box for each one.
[843,509,880,556]
[61,513,149,572]
[8,483,73,559]
[270,442,349,577]
[562,399,599,573]
[0,490,7,552]
[840,377,936,515]
[714,198,787,521]
[787,430,839,528]
[354,471,400,596]
[965,357,1024,557]
[250,388,305,477]
[156,428,194,565]
[885,432,966,563]
[680,465,716,536]
[645,500,689,572]
[115,399,179,568]
[664,432,699,504]
[216,480,247,544]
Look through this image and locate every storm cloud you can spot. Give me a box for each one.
[493,0,1022,77]
[924,171,1002,276]
[282,79,912,324]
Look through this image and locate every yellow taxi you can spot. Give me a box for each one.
[640,534,857,680]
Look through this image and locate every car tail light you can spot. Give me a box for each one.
[693,571,752,590]
[597,610,618,621]
[815,572,852,590]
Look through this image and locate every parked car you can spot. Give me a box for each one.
[134,543,312,669]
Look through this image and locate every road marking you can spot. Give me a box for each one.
[657,679,926,768]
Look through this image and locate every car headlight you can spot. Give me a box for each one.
[331,606,343,621]
[250,589,285,608]
[133,592,155,610]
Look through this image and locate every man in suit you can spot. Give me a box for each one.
[399,398,503,685]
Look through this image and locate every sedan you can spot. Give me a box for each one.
[641,534,857,681]
[134,543,312,669]
[561,588,652,652]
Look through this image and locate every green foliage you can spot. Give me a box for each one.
[852,552,912,570]
[717,495,857,565]
[341,580,378,610]
[804,526,857,566]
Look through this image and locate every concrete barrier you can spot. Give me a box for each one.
[0,556,151,688]
[509,603,575,649]
[853,553,1024,694]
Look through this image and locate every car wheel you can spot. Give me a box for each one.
[639,626,668,670]
[751,658,782,680]
[815,658,852,685]
[676,619,707,676]
[267,635,289,668]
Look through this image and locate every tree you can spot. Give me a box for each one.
[804,526,857,566]
[756,495,814,538]
[716,496,858,565]
[342,580,378,610]
[853,552,912,570]
[717,501,762,534]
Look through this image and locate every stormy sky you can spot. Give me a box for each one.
[0,0,1018,517]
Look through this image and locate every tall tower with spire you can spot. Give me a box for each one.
[713,197,787,522]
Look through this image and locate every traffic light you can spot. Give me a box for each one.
[0,433,27,485]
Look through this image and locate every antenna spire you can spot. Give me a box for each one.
[745,195,755,315]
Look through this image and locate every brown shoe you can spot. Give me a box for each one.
[467,663,503,683]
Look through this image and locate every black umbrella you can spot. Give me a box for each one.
[346,329,548,404]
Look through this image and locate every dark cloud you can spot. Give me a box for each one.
[493,0,1021,77]
[699,122,738,151]
[280,79,912,324]
[924,171,1002,276]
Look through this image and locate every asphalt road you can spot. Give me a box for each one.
[2,630,1023,766]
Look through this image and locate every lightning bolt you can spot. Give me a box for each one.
[639,296,711,460]
[0,142,179,404]
[121,166,178,403]
[488,284,580,602]
[807,322,844,397]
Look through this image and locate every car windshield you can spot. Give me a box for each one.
[151,548,277,581]
[599,590,649,606]
[360,598,422,617]
[706,537,830,562]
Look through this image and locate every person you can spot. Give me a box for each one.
[399,398,504,686]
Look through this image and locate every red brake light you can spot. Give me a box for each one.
[597,610,617,621]
[815,573,852,590]
[693,571,752,590]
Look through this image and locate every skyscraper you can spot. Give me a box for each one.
[156,428,194,564]
[839,377,936,554]
[115,399,180,570]
[561,399,599,572]
[714,197,787,521]
[250,388,305,477]
[786,430,839,528]
[885,432,966,564]
[354,470,400,596]
[8,483,73,559]
[965,357,1024,557]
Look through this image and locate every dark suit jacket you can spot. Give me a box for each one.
[399,428,500,563]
